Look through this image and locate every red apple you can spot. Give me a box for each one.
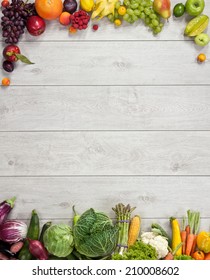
[3,45,20,62]
[26,16,46,36]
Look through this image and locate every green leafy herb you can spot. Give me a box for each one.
[112,240,158,260]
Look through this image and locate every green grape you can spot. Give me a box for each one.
[134,9,141,16]
[114,10,119,19]
[148,23,153,29]
[154,26,162,33]
[124,0,130,6]
[139,12,146,20]
[144,7,151,15]
[130,0,137,4]
[127,17,132,23]
[159,22,164,28]
[115,1,121,9]
[152,19,159,27]
[141,1,147,7]
[131,3,139,9]
[146,1,152,7]
[107,14,114,21]
[145,16,151,25]
[123,13,130,21]
[138,5,144,12]
[149,13,156,19]
[127,8,134,15]
[132,14,139,21]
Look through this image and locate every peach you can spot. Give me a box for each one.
[59,11,71,25]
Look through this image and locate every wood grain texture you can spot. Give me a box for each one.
[1,41,209,86]
[1,86,210,131]
[1,0,210,231]
[1,176,210,220]
[1,131,210,176]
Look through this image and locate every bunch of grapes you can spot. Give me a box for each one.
[1,0,37,44]
[108,0,164,34]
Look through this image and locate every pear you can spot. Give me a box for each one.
[153,0,171,20]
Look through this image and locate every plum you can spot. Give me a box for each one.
[63,0,77,14]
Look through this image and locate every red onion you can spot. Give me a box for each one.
[0,197,16,225]
[0,220,27,244]
[28,239,48,260]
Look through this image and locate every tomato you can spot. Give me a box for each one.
[192,250,205,260]
[173,3,185,18]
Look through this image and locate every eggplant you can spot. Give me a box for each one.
[0,197,16,225]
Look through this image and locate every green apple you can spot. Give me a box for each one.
[185,0,205,16]
[195,33,210,46]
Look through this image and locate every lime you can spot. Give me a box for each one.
[173,3,185,17]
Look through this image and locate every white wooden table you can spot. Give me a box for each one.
[0,0,210,232]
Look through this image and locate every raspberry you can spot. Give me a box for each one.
[93,24,99,31]
[73,23,79,29]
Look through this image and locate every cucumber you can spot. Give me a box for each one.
[18,209,40,260]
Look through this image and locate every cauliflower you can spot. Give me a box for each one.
[140,232,169,259]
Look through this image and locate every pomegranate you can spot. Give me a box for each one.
[26,16,46,36]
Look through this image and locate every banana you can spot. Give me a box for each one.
[184,15,209,37]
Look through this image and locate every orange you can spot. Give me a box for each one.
[2,78,10,86]
[197,53,206,63]
[35,0,63,20]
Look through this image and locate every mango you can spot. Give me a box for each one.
[80,0,95,12]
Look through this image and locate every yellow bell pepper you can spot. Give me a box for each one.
[197,231,210,253]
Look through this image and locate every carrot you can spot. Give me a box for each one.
[185,210,200,256]
[185,233,195,255]
[204,253,210,260]
[191,212,200,255]
[191,235,197,255]
[185,210,195,256]
[185,225,190,236]
[181,230,187,255]
[181,217,187,255]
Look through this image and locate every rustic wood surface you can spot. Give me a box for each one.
[0,0,210,231]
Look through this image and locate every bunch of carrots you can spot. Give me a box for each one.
[181,210,200,256]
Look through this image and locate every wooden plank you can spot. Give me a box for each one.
[1,176,210,221]
[1,0,209,41]
[2,41,209,86]
[1,86,210,131]
[1,131,210,175]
